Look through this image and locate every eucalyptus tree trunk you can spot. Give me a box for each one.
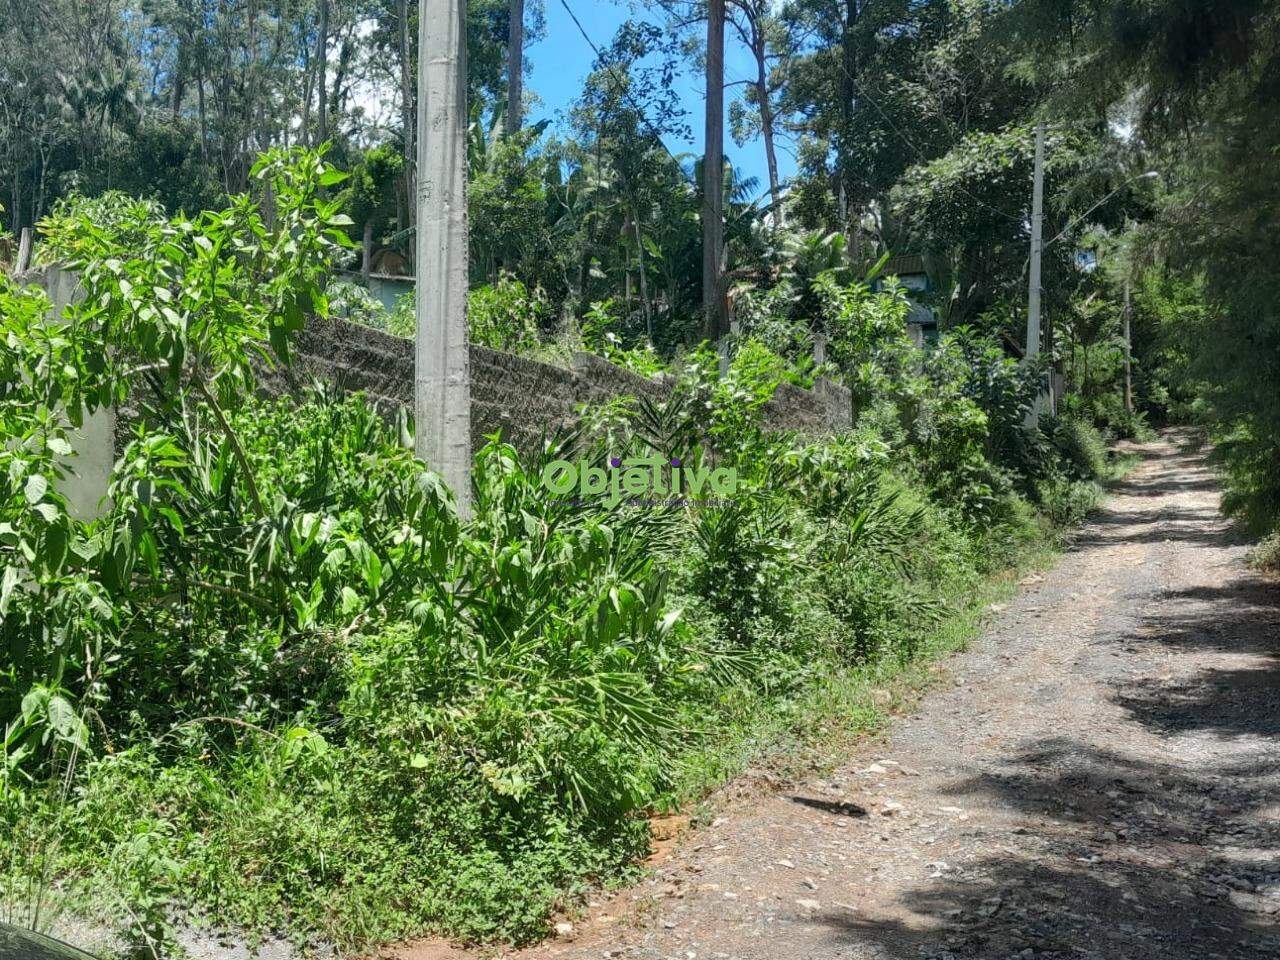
[301,42,314,145]
[839,0,858,254]
[626,198,653,338]
[416,0,472,516]
[196,72,209,162]
[172,40,187,121]
[398,0,415,245]
[1123,280,1134,414]
[316,0,329,142]
[331,36,353,119]
[634,225,653,341]
[506,0,525,136]
[624,243,634,316]
[753,35,781,229]
[703,0,726,340]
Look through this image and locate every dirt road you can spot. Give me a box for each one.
[503,433,1280,960]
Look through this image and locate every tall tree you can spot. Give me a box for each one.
[506,0,525,135]
[703,0,726,338]
[567,20,693,338]
[726,0,792,228]
[398,0,416,244]
[316,0,330,142]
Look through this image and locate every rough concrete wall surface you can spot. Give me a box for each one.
[281,316,851,452]
[469,346,609,452]
[269,315,416,408]
[12,280,851,479]
[763,378,854,435]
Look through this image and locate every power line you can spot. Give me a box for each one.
[559,0,1020,228]
[554,0,700,191]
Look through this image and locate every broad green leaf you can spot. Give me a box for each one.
[24,474,47,505]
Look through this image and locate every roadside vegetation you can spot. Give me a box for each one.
[0,151,1125,952]
[2,0,1276,955]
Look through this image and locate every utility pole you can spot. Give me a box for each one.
[1122,278,1134,415]
[703,0,726,340]
[416,0,472,517]
[1026,121,1047,425]
[506,0,525,136]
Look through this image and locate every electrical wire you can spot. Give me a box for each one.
[555,0,701,191]
[557,0,1023,228]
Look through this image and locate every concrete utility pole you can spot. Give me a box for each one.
[1026,121,1047,425]
[506,0,525,136]
[703,0,726,340]
[1122,278,1134,415]
[44,267,113,520]
[416,0,472,516]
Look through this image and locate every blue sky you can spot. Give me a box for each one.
[525,1,798,195]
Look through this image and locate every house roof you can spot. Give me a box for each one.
[883,254,927,276]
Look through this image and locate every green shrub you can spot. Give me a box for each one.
[727,337,798,399]
[1036,475,1104,527]
[39,191,167,258]
[327,278,390,330]
[1078,391,1155,441]
[468,275,545,352]
[2,154,1105,955]
[580,299,668,376]
[1050,415,1111,480]
[916,392,1015,520]
[688,500,793,644]
[3,149,356,776]
[370,278,547,352]
[387,289,416,336]
[932,327,1051,485]
[736,281,821,375]
[1249,533,1280,573]
[817,274,915,414]
[819,558,943,664]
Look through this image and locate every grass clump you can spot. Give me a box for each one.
[1249,533,1280,574]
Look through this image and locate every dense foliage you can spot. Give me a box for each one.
[0,148,1121,951]
[5,0,1278,953]
[3,2,1274,547]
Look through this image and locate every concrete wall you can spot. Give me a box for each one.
[275,316,852,452]
[367,274,415,313]
[12,262,850,491]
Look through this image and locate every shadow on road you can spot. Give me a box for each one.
[1113,577,1280,740]
[811,451,1280,958]
[1071,506,1240,547]
[817,734,1279,957]
[788,795,869,818]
